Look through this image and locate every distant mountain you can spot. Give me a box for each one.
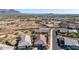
[0,9,21,14]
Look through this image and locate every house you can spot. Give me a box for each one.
[58,28,68,33]
[68,23,76,29]
[17,34,32,50]
[34,34,47,50]
[59,21,68,28]
[0,44,14,50]
[68,29,78,33]
[58,28,78,33]
[64,37,79,50]
[34,28,49,33]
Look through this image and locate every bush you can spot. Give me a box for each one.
[68,33,77,38]
[0,38,4,42]
[60,32,79,38]
[61,32,79,38]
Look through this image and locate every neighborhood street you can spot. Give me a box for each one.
[52,29,62,50]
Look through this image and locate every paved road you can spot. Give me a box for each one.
[52,29,62,50]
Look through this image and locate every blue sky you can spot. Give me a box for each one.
[16,9,79,14]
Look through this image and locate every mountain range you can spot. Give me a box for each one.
[0,9,20,14]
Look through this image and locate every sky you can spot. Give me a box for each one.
[16,9,79,14]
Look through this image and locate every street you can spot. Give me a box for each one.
[52,29,62,50]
